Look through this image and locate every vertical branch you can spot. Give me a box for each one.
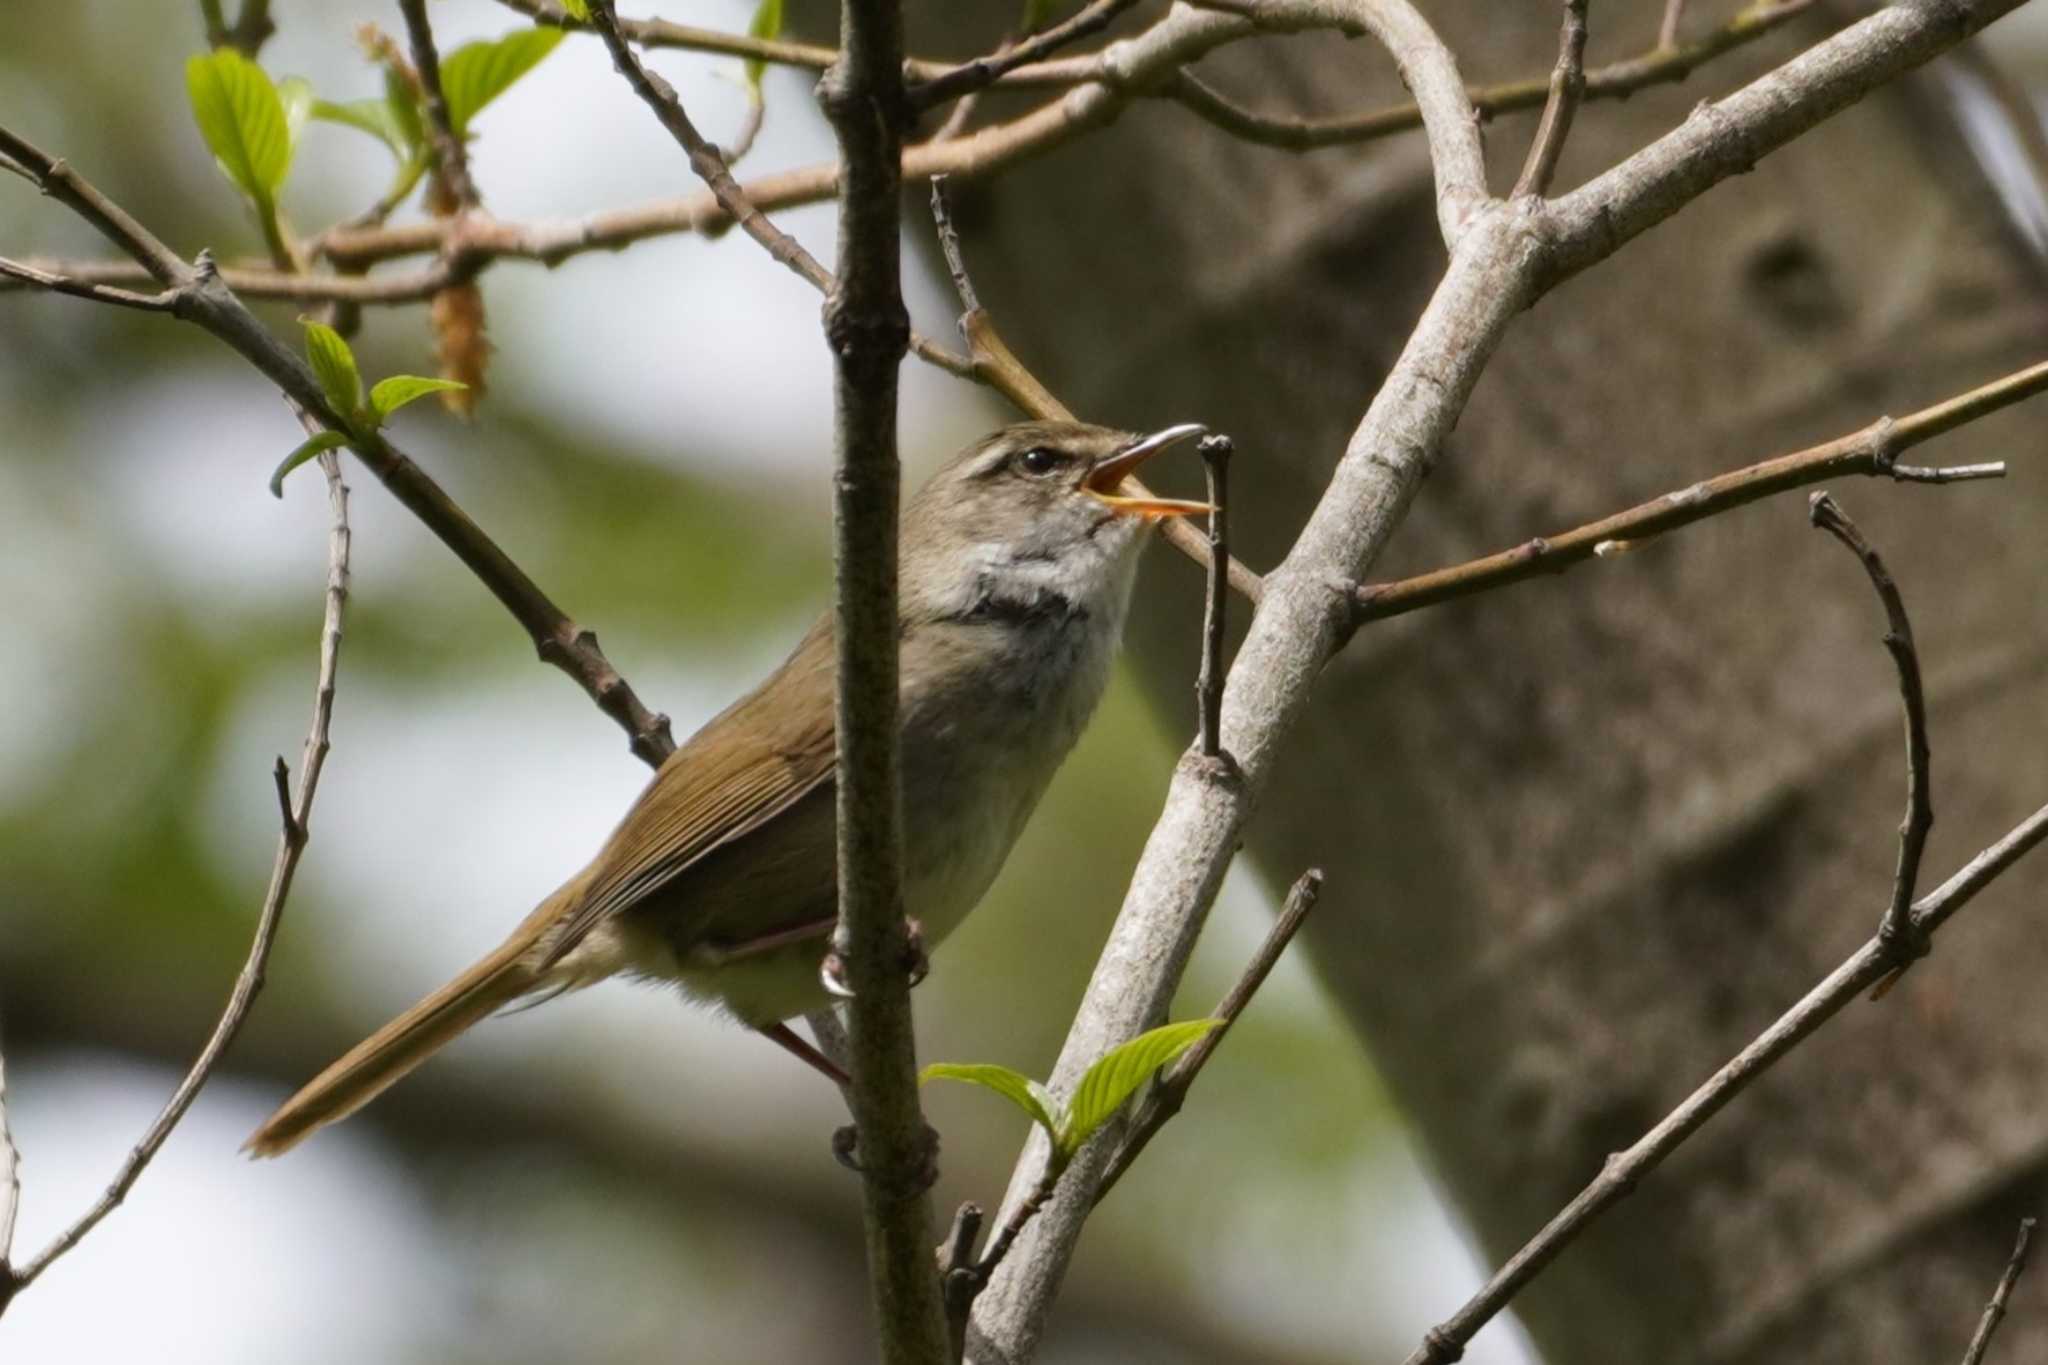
[1195,434,1234,759]
[1808,493,1933,970]
[397,0,481,211]
[1513,0,1589,198]
[820,0,949,1360]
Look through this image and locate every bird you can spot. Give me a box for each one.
[245,419,1210,1156]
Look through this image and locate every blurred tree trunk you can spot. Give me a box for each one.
[941,6,2048,1361]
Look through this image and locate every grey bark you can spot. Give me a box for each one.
[957,7,2048,1362]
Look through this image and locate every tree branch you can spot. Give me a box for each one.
[1808,493,1934,975]
[908,0,1139,110]
[1352,357,2040,623]
[397,0,481,211]
[1512,0,1588,199]
[1962,1217,2038,1365]
[1401,792,2048,1365]
[814,0,953,1351]
[0,446,351,1315]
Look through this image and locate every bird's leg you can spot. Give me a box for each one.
[759,1020,851,1087]
[820,916,928,999]
[690,914,837,965]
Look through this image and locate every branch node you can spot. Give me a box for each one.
[271,756,300,846]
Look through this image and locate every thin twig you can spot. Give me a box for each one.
[0,125,678,768]
[1166,0,1813,152]
[584,0,832,293]
[1195,434,1234,759]
[1962,1217,2038,1365]
[1093,868,1323,1205]
[909,0,1139,110]
[1353,358,2041,623]
[1513,0,1589,199]
[1659,0,1690,51]
[1401,797,2048,1365]
[0,447,351,1312]
[1808,493,1933,978]
[938,1202,985,1364]
[0,256,177,312]
[397,0,481,211]
[496,0,1098,89]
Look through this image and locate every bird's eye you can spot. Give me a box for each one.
[1017,447,1062,477]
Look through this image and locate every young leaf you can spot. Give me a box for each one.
[558,0,591,17]
[269,430,347,498]
[185,49,292,205]
[311,97,411,157]
[1058,1019,1221,1159]
[439,29,565,138]
[744,0,785,94]
[370,375,468,423]
[301,320,363,421]
[921,1063,1061,1140]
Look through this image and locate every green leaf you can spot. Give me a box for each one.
[301,320,362,420]
[269,430,347,498]
[311,96,411,157]
[1059,1019,1221,1159]
[370,375,468,423]
[384,66,426,152]
[440,29,565,138]
[558,0,591,18]
[744,0,785,93]
[185,49,292,204]
[921,1063,1060,1139]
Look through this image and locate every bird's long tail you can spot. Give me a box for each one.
[244,936,539,1158]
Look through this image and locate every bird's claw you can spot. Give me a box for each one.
[818,917,928,997]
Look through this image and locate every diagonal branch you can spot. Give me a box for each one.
[1092,867,1323,1205]
[909,0,1139,110]
[1962,1217,2038,1365]
[1352,358,2040,623]
[0,123,677,768]
[0,445,350,1316]
[1401,793,2048,1365]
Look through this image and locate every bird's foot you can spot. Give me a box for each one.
[817,916,928,997]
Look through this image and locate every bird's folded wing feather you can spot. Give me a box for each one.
[539,616,838,966]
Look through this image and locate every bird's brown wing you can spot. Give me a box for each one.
[538,616,837,967]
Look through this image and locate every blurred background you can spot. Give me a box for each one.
[0,3,1544,1361]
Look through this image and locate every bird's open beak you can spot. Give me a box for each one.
[1084,423,1212,519]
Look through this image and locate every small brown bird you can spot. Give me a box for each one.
[246,420,1208,1156]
